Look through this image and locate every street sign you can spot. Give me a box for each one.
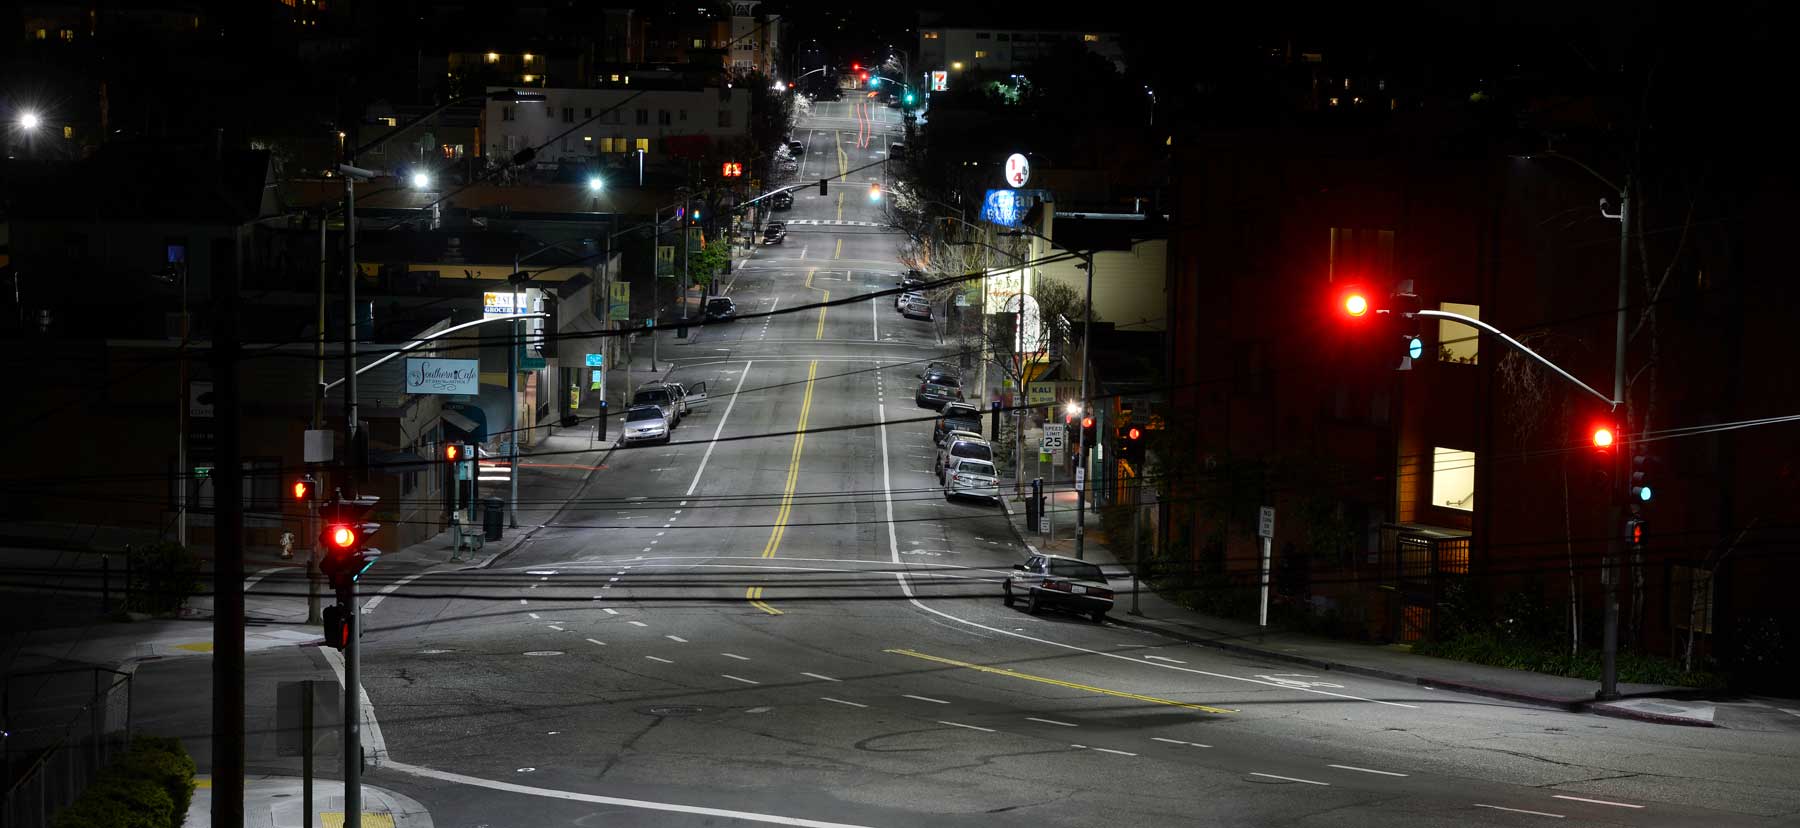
[609,282,631,321]
[1039,517,1050,533]
[1027,381,1055,406]
[585,353,604,368]
[1042,424,1066,451]
[1004,153,1031,188]
[1258,506,1276,539]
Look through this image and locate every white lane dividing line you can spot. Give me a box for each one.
[722,653,751,661]
[1550,795,1643,809]
[666,635,688,643]
[386,760,882,828]
[529,613,540,620]
[800,672,841,682]
[1779,708,1800,718]
[586,639,607,646]
[604,609,620,615]
[628,621,649,627]
[547,625,565,631]
[1329,764,1407,777]
[902,694,949,705]
[723,674,761,685]
[1152,737,1212,748]
[646,656,674,664]
[1250,773,1330,786]
[938,721,995,733]
[1026,717,1078,728]
[686,359,755,497]
[1092,747,1138,757]
[874,398,1418,711]
[821,697,867,708]
[1143,655,1187,664]
[1473,804,1564,819]
[362,572,428,614]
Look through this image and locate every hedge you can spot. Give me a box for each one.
[51,735,196,828]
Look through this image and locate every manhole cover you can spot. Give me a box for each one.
[643,705,704,717]
[523,651,564,657]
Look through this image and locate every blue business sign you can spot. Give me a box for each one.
[982,189,1024,227]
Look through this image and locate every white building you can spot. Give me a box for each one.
[918,25,1125,83]
[483,85,751,166]
[729,1,782,77]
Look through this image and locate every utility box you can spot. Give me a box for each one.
[483,497,505,540]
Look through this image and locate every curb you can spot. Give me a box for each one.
[994,496,1719,728]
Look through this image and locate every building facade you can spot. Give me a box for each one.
[482,85,750,166]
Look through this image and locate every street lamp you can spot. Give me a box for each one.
[410,171,432,190]
[1515,149,1632,701]
[18,111,40,130]
[587,176,604,193]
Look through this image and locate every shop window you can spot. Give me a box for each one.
[1438,302,1480,364]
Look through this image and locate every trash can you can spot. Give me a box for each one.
[483,497,505,541]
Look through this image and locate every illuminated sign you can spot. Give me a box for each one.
[982,189,1024,227]
[1004,153,1030,188]
[930,70,948,91]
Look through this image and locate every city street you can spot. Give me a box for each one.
[130,100,1800,828]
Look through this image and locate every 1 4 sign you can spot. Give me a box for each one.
[1004,153,1031,188]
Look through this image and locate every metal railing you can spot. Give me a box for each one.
[3,668,133,828]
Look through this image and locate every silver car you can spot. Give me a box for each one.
[1004,554,1115,622]
[943,457,1000,502]
[622,404,670,444]
[936,435,992,481]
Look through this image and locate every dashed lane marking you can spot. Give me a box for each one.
[723,674,761,685]
[885,649,1234,715]
[901,694,949,704]
[1473,804,1564,819]
[1550,795,1642,809]
[646,656,674,664]
[938,721,995,733]
[722,653,751,661]
[628,620,649,627]
[1250,773,1330,786]
[1027,717,1078,727]
[820,697,868,708]
[1331,764,1407,777]
[800,672,841,682]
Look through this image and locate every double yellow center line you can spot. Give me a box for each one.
[746,359,819,615]
[885,649,1237,714]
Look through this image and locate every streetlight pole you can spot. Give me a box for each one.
[1522,151,1631,700]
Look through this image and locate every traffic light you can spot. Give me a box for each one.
[1080,414,1097,448]
[721,161,743,178]
[818,178,828,196]
[1339,286,1371,318]
[852,63,861,71]
[1591,424,1617,453]
[319,495,381,591]
[1625,517,1647,551]
[868,182,882,201]
[1118,425,1145,464]
[1390,280,1422,371]
[321,603,349,650]
[1629,451,1654,510]
[904,90,916,105]
[870,76,881,87]
[291,475,314,503]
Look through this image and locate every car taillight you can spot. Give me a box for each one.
[1093,588,1115,600]
[1041,580,1069,592]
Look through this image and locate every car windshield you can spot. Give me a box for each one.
[626,408,662,422]
[954,461,995,477]
[942,404,979,418]
[708,300,731,311]
[635,388,670,403]
[951,442,991,460]
[926,373,961,387]
[1049,559,1107,582]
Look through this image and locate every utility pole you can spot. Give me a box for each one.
[1598,177,1632,701]
[309,214,327,625]
[210,231,245,827]
[1074,252,1094,561]
[508,260,522,529]
[340,142,364,828]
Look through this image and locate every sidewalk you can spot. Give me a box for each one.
[994,483,1728,728]
[184,774,433,828]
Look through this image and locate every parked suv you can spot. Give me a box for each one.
[936,435,992,481]
[631,381,709,425]
[934,403,982,445]
[916,379,962,409]
[1004,554,1115,622]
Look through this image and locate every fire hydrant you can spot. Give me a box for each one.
[279,531,295,560]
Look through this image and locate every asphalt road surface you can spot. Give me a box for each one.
[178,98,1800,827]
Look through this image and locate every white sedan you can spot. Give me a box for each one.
[943,457,1000,502]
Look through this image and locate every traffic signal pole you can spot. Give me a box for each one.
[211,230,245,828]
[342,578,362,828]
[1074,252,1094,561]
[1598,180,1631,701]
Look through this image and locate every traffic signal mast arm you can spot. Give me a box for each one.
[1412,308,1620,409]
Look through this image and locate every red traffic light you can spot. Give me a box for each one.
[1343,292,1369,317]
[1081,416,1095,429]
[1592,426,1615,449]
[1127,427,1142,441]
[446,444,460,460]
[859,71,869,81]
[852,63,861,71]
[292,480,310,501]
[325,523,358,551]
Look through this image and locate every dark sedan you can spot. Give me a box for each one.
[916,380,963,409]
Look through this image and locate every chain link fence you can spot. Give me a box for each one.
[3,668,133,828]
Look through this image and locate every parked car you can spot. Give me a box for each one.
[943,457,1000,502]
[704,297,737,322]
[1004,554,1115,622]
[936,428,984,453]
[622,404,670,445]
[934,403,982,444]
[919,365,961,389]
[936,435,992,481]
[901,295,933,321]
[916,379,963,410]
[895,289,924,311]
[901,271,927,290]
[772,191,794,210]
[762,223,787,245]
[632,381,709,425]
[787,140,806,155]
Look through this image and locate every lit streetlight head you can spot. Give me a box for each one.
[587,176,604,193]
[411,172,431,189]
[18,111,41,130]
[1064,401,1081,417]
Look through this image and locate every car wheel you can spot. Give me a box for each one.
[944,491,953,501]
[1002,584,1014,607]
[1026,590,1042,615]
[1091,609,1107,624]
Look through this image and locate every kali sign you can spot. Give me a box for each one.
[1004,153,1030,188]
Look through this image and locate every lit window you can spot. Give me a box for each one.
[485,52,499,63]
[36,28,47,39]
[1083,34,1100,42]
[635,138,649,152]
[1437,302,1480,364]
[611,74,621,82]
[60,29,75,41]
[693,38,703,48]
[523,53,534,64]
[583,135,592,142]
[381,117,397,126]
[973,50,988,59]
[63,125,72,139]
[1328,96,1340,106]
[952,61,964,70]
[1431,447,1476,512]
[523,74,537,83]
[923,31,939,39]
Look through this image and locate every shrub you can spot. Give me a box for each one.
[1413,630,1725,689]
[48,734,196,828]
[117,738,197,818]
[87,776,172,828]
[126,542,202,615]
